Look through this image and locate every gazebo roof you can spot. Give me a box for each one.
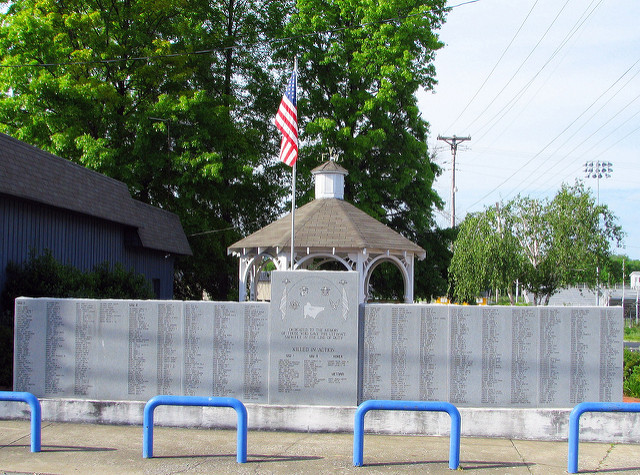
[310,160,349,175]
[228,197,426,259]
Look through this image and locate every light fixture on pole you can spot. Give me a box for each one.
[583,160,613,306]
[583,160,612,206]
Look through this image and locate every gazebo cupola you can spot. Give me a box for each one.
[313,159,347,200]
[228,156,426,304]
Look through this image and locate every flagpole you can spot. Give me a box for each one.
[290,58,298,271]
[290,161,296,270]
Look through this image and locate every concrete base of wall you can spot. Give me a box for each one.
[2,398,640,443]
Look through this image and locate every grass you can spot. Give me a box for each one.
[624,323,640,342]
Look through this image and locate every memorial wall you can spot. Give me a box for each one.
[268,271,359,405]
[14,298,270,402]
[13,271,623,408]
[361,304,623,407]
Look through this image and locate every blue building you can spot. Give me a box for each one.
[0,133,191,300]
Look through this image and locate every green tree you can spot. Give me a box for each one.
[0,0,290,300]
[449,203,523,304]
[0,0,453,300]
[279,0,449,299]
[449,181,624,305]
[605,256,640,285]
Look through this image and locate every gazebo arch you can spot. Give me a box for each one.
[296,253,352,271]
[241,253,279,301]
[363,254,412,303]
[228,159,426,303]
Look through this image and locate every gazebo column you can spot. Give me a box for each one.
[350,251,367,305]
[404,254,415,303]
[238,256,249,302]
[273,251,290,272]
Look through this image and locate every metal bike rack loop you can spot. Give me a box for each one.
[143,395,248,462]
[568,401,640,473]
[353,399,461,469]
[0,391,41,452]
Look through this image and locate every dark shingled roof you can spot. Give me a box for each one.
[0,132,191,256]
[228,198,426,259]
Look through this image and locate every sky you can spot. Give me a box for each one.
[418,0,640,260]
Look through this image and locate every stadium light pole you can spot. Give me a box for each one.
[583,161,613,306]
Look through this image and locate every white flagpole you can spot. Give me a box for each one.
[290,161,296,270]
[290,59,298,271]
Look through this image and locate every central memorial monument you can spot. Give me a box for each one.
[268,271,359,405]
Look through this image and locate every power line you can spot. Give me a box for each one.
[499,57,640,201]
[536,114,640,198]
[464,56,640,211]
[528,89,640,196]
[445,0,540,131]
[470,0,603,144]
[461,0,573,134]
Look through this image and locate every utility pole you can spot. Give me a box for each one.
[437,135,471,228]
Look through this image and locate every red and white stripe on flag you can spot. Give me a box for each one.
[275,71,298,166]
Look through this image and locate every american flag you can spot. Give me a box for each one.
[275,70,298,167]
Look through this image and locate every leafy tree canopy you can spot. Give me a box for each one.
[0,0,451,300]
[280,0,449,299]
[604,256,640,286]
[0,0,290,299]
[449,181,624,305]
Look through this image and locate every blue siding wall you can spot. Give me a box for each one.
[1,195,175,300]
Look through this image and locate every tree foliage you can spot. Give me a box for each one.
[449,204,523,304]
[0,0,451,300]
[280,0,449,299]
[604,255,640,286]
[0,0,290,300]
[449,182,624,305]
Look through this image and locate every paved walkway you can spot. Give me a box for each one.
[1,420,639,474]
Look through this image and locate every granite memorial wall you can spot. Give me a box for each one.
[268,271,359,405]
[361,304,622,407]
[14,298,270,402]
[13,271,623,407]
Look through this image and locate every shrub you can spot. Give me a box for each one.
[623,349,640,398]
[0,249,154,389]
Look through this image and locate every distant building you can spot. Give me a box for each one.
[0,133,191,300]
[631,271,640,290]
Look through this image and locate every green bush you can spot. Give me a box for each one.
[0,249,154,389]
[624,324,640,342]
[623,349,640,398]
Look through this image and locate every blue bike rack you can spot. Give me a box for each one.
[568,401,640,473]
[143,395,248,462]
[353,399,461,469]
[0,391,41,452]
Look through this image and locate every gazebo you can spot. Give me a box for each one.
[227,159,426,303]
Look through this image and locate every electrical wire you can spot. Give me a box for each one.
[444,0,540,132]
[463,55,640,211]
[499,60,640,199]
[460,0,572,134]
[470,0,603,144]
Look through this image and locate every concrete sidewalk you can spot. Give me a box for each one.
[1,420,639,474]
